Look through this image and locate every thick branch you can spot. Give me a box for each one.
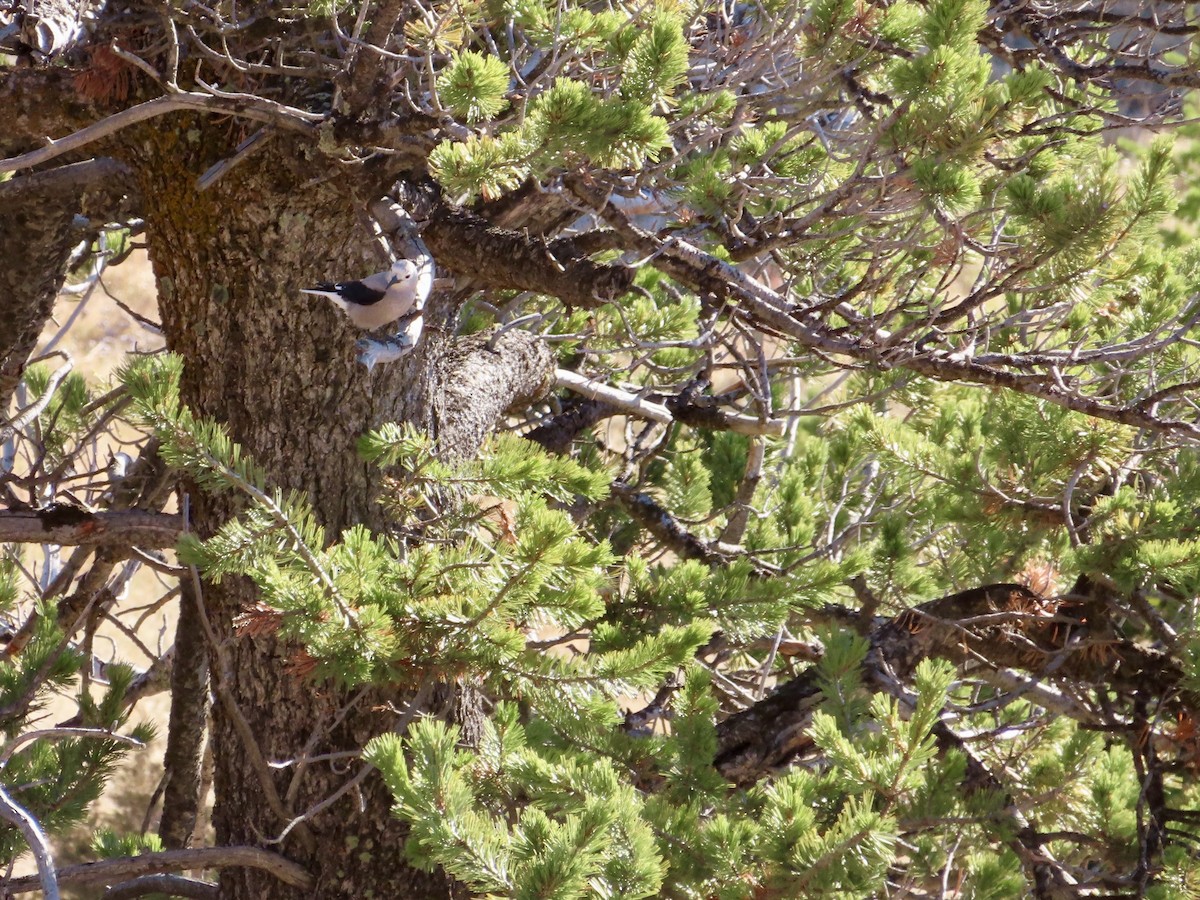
[568,178,1200,443]
[613,481,731,567]
[715,582,1190,785]
[424,205,634,310]
[603,479,1186,788]
[0,846,313,895]
[0,92,319,174]
[523,396,614,454]
[340,0,406,116]
[158,575,210,849]
[5,440,175,658]
[0,158,136,409]
[0,507,182,547]
[478,179,588,236]
[434,329,554,460]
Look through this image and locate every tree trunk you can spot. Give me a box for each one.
[0,158,134,410]
[132,123,549,898]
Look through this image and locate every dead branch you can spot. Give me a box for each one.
[0,507,182,547]
[0,92,319,175]
[0,846,313,895]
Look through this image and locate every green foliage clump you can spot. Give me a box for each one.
[0,560,150,861]
[438,51,511,124]
[364,652,960,900]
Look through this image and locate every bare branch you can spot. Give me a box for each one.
[0,507,182,547]
[0,846,313,895]
[0,92,319,175]
[0,784,59,900]
[554,370,672,425]
[0,351,73,444]
[0,727,144,766]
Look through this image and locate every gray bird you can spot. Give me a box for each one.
[300,259,421,331]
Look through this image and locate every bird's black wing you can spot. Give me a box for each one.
[334,281,387,306]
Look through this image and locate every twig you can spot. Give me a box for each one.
[41,279,98,355]
[719,435,765,545]
[0,727,144,766]
[487,314,543,351]
[0,352,73,444]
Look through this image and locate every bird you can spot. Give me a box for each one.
[300,259,422,331]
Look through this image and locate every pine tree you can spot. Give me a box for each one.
[3,0,1200,896]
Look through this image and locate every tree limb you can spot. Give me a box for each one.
[0,507,182,547]
[0,158,136,409]
[434,329,554,460]
[423,205,634,310]
[0,846,313,895]
[0,92,319,175]
[0,784,59,900]
[523,396,615,453]
[568,177,1200,443]
[158,573,210,849]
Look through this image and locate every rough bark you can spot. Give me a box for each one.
[113,118,554,898]
[524,397,614,454]
[0,67,136,409]
[434,329,553,456]
[143,128,432,897]
[423,205,632,310]
[158,572,210,849]
[0,508,179,546]
[0,157,136,410]
[0,68,105,160]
